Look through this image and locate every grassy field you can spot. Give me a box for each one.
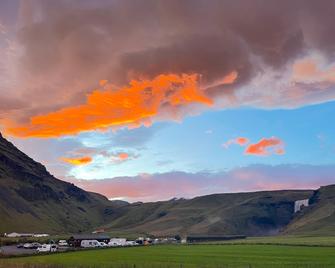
[1,243,335,268]
[207,235,335,247]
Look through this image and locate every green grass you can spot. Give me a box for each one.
[206,235,335,247]
[1,244,335,268]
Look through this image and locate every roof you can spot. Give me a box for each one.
[186,235,246,239]
[70,234,110,240]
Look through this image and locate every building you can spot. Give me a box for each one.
[5,232,34,238]
[33,234,49,237]
[68,234,110,247]
[186,235,246,243]
[92,229,105,234]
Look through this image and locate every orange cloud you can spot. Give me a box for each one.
[99,80,108,87]
[223,137,249,148]
[206,71,238,88]
[236,137,249,145]
[61,156,92,166]
[245,137,285,156]
[221,71,238,84]
[118,152,129,161]
[6,73,212,138]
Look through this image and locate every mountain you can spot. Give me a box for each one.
[102,190,313,236]
[0,132,334,237]
[0,133,125,234]
[284,184,335,236]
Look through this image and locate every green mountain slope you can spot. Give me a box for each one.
[284,184,335,235]
[103,190,313,236]
[0,133,125,234]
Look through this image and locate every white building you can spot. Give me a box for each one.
[33,234,50,237]
[5,232,34,238]
[4,232,49,238]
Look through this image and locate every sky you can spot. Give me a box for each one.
[0,0,335,202]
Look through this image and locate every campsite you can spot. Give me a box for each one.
[1,236,335,267]
[1,237,335,268]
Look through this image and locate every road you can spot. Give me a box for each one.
[0,245,36,256]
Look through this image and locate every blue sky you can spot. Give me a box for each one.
[58,100,335,180]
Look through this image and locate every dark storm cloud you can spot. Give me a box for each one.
[1,0,335,129]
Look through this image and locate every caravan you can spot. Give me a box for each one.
[37,244,57,253]
[81,240,101,248]
[108,238,127,247]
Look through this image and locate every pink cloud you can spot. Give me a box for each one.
[64,164,335,202]
[223,137,249,148]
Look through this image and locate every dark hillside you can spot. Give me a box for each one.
[0,133,124,234]
[103,190,313,236]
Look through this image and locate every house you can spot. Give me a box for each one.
[68,234,110,247]
[92,229,105,234]
[5,232,34,238]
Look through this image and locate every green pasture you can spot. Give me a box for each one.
[1,243,335,268]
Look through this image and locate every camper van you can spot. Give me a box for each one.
[108,238,127,247]
[80,240,101,248]
[37,244,57,253]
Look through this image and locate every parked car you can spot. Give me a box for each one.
[99,242,108,247]
[16,243,24,248]
[80,240,101,248]
[58,240,69,247]
[23,242,41,249]
[23,243,32,249]
[37,244,57,253]
[125,241,138,246]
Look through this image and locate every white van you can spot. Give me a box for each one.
[108,238,127,247]
[80,240,101,248]
[37,244,57,253]
[58,240,69,247]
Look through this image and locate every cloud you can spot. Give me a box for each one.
[245,137,285,156]
[292,57,335,84]
[223,137,249,148]
[110,152,130,162]
[0,22,6,34]
[1,0,335,137]
[61,156,92,166]
[65,164,335,202]
[5,73,212,137]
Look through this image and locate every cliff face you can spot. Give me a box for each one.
[0,133,122,234]
[284,185,335,236]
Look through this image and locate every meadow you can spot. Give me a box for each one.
[1,241,335,268]
[206,235,335,247]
